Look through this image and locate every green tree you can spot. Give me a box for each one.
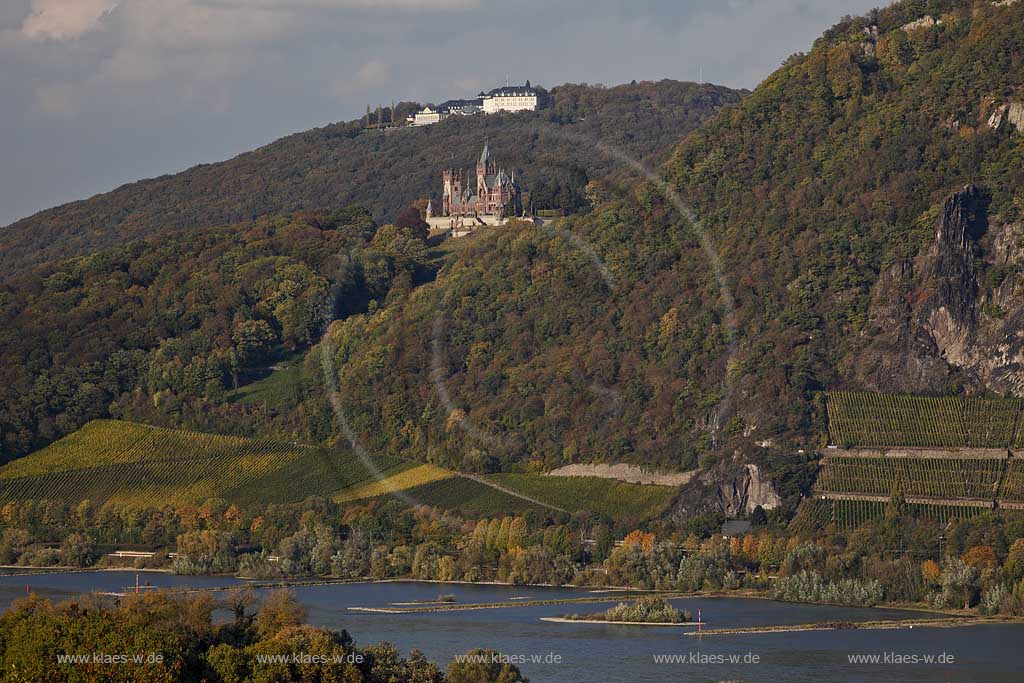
[59,532,97,568]
[446,649,529,683]
[232,319,278,366]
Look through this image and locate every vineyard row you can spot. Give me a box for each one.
[826,392,1024,448]
[789,497,996,532]
[815,454,1024,502]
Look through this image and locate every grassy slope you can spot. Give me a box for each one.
[0,420,406,508]
[488,473,676,522]
[397,477,552,517]
[228,350,308,407]
[1,420,665,520]
[332,464,454,503]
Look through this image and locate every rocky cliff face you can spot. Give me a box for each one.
[666,454,782,521]
[851,185,1024,394]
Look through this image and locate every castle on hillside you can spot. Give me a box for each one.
[427,144,522,226]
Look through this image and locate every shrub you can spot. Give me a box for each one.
[940,558,979,610]
[771,570,884,607]
[447,649,528,683]
[980,584,1009,616]
[597,596,690,623]
[780,544,826,577]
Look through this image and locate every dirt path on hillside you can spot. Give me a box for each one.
[463,474,570,514]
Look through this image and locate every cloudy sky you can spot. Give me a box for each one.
[0,0,881,226]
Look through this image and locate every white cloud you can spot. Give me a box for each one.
[21,0,119,40]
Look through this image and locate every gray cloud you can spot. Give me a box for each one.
[0,0,880,226]
[20,0,119,40]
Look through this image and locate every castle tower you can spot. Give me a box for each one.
[476,143,497,210]
[442,168,462,216]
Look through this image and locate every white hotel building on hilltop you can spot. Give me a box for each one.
[407,83,539,126]
[479,84,539,113]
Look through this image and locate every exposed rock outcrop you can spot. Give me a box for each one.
[901,16,938,32]
[851,185,1024,394]
[666,455,781,521]
[987,102,1024,131]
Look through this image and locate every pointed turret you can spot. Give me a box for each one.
[479,142,490,165]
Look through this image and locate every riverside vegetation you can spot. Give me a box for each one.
[2,489,1024,618]
[0,588,529,683]
[564,596,690,624]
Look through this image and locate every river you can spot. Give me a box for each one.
[2,570,1021,682]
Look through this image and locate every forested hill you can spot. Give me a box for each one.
[0,80,743,278]
[5,0,1024,521]
[0,207,431,461]
[298,0,1024,493]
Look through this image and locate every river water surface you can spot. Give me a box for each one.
[2,571,1021,682]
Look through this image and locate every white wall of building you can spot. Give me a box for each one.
[482,94,538,114]
[410,108,443,126]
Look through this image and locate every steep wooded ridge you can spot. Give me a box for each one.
[0,81,743,278]
[665,0,1024,412]
[298,0,1024,515]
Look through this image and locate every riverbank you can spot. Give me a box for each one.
[0,566,174,577]
[344,586,972,619]
[0,570,991,624]
[5,570,1022,682]
[683,615,1024,636]
[540,616,695,627]
[349,594,658,614]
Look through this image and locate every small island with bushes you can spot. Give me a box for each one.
[550,596,691,626]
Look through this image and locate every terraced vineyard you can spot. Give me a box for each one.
[487,473,676,522]
[815,452,1006,500]
[1002,459,1024,503]
[826,392,1023,448]
[0,420,406,508]
[790,496,993,532]
[794,392,1024,531]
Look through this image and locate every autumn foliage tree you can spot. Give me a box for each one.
[962,545,999,571]
[622,530,655,553]
[920,559,941,586]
